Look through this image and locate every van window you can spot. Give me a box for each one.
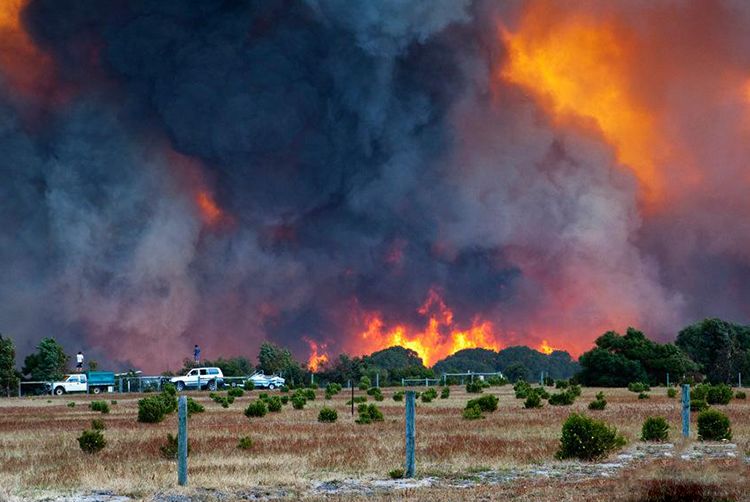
[188,370,196,376]
[208,368,219,375]
[199,369,208,376]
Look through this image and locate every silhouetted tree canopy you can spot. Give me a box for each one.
[676,318,750,384]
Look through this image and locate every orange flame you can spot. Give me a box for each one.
[196,190,222,225]
[538,339,555,355]
[499,2,665,203]
[305,338,329,372]
[355,290,502,367]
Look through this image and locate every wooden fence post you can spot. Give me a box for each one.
[681,384,690,439]
[405,390,416,478]
[178,396,188,486]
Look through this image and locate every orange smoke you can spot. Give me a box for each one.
[196,191,222,225]
[500,2,664,203]
[355,290,502,367]
[305,338,329,372]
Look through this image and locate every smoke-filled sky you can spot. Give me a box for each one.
[2,0,750,372]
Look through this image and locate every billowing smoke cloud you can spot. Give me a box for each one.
[1,0,749,371]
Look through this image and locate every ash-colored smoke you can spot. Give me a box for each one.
[0,0,749,371]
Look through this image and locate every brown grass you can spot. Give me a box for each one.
[0,386,748,500]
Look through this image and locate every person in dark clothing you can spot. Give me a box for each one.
[193,344,201,364]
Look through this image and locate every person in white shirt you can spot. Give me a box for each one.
[76,351,84,372]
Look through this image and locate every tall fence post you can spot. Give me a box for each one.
[351,384,354,417]
[376,372,379,388]
[739,373,742,388]
[681,384,690,439]
[405,391,416,478]
[118,378,123,394]
[17,381,21,398]
[178,396,188,486]
[666,373,670,387]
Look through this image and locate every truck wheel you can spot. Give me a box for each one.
[92,387,101,394]
[54,387,65,396]
[268,384,275,390]
[208,380,217,391]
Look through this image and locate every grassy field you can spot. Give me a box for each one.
[0,385,748,501]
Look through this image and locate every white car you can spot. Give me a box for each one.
[49,374,88,395]
[170,367,224,391]
[247,371,285,390]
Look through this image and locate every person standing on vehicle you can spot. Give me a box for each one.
[76,351,84,372]
[193,344,201,365]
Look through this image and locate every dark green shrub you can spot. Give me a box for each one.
[514,381,531,399]
[462,404,483,420]
[267,396,282,412]
[467,394,499,413]
[318,406,338,423]
[187,397,205,416]
[162,383,176,396]
[110,400,117,405]
[78,429,106,454]
[258,392,269,401]
[291,396,306,409]
[227,387,244,398]
[355,403,383,424]
[549,391,575,406]
[358,376,371,391]
[67,402,75,408]
[393,391,404,402]
[568,384,582,397]
[301,388,316,400]
[556,413,626,460]
[466,381,483,393]
[691,399,709,412]
[524,393,542,409]
[346,396,367,405]
[487,375,509,386]
[280,395,289,404]
[366,387,382,396]
[389,468,405,479]
[440,387,450,399]
[588,393,607,410]
[326,383,342,395]
[91,419,106,431]
[735,391,746,399]
[697,409,731,441]
[157,391,177,414]
[237,436,253,450]
[667,387,677,398]
[628,382,649,393]
[280,385,289,393]
[244,400,268,418]
[638,392,650,400]
[138,396,167,423]
[543,376,554,386]
[555,380,569,389]
[160,433,189,460]
[706,384,733,405]
[89,400,110,414]
[691,383,710,402]
[641,417,669,441]
[421,388,437,403]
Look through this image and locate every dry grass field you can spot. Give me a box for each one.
[0,386,748,501]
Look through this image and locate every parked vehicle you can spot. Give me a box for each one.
[170,367,224,391]
[48,372,115,395]
[247,371,285,390]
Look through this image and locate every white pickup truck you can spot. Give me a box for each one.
[49,372,115,395]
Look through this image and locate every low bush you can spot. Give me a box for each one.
[389,468,405,479]
[467,394,499,413]
[486,375,509,386]
[162,383,176,396]
[300,388,316,401]
[258,392,269,401]
[524,393,542,409]
[588,393,607,410]
[466,381,483,394]
[555,413,626,461]
[736,391,746,400]
[160,433,189,460]
[548,391,575,406]
[280,395,289,404]
[568,384,582,397]
[78,429,106,454]
[628,382,650,393]
[638,392,650,400]
[187,397,205,416]
[706,384,733,405]
[67,402,75,408]
[393,391,404,402]
[326,383,342,395]
[244,400,268,418]
[91,419,106,431]
[138,396,167,423]
[346,396,367,405]
[514,381,531,399]
[462,404,484,420]
[641,416,669,441]
[555,380,569,389]
[691,383,709,402]
[355,403,384,424]
[291,396,306,409]
[440,387,450,399]
[280,385,289,393]
[227,387,244,398]
[667,387,677,398]
[110,400,117,405]
[318,406,338,423]
[237,436,253,450]
[690,399,709,412]
[697,409,732,441]
[267,396,282,412]
[89,400,110,414]
[421,388,437,403]
[358,376,371,391]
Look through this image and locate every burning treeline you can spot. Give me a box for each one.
[2,1,750,372]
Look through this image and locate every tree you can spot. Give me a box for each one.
[257,342,305,384]
[676,318,750,384]
[0,334,19,396]
[22,338,69,381]
[504,362,529,382]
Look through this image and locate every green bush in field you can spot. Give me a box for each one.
[355,403,383,424]
[359,376,371,391]
[138,396,167,423]
[555,380,569,389]
[697,409,731,441]
[186,397,205,416]
[440,387,450,399]
[690,383,709,402]
[393,391,404,402]
[244,400,268,418]
[258,392,269,401]
[346,396,367,405]
[514,381,531,399]
[568,384,582,397]
[467,394,499,413]
[280,385,289,393]
[736,391,746,400]
[280,395,289,405]
[706,384,733,405]
[299,388,316,401]
[367,387,385,401]
[588,392,607,410]
[421,388,437,403]
[667,387,677,398]
[690,399,709,412]
[641,417,669,441]
[524,392,542,409]
[638,392,650,400]
[291,396,306,409]
[466,381,484,394]
[110,400,117,405]
[91,419,106,431]
[162,383,176,396]
[78,429,106,454]
[89,400,110,414]
[486,375,509,386]
[628,382,650,393]
[237,436,253,450]
[462,404,484,420]
[227,387,244,398]
[389,468,405,479]
[318,406,338,423]
[549,391,575,406]
[160,433,189,460]
[67,402,75,408]
[267,396,282,412]
[556,413,626,461]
